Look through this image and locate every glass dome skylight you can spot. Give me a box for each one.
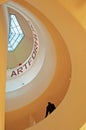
[8,14,24,51]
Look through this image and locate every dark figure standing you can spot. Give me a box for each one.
[45,102,56,117]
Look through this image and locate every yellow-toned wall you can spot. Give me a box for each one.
[12,0,86,130]
[0,4,7,130]
[1,0,86,130]
[0,0,8,5]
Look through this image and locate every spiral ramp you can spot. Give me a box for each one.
[0,0,86,130]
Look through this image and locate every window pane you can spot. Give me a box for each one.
[8,14,24,51]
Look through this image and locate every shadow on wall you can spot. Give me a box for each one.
[76,0,86,7]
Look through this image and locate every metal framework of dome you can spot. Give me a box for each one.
[8,14,24,51]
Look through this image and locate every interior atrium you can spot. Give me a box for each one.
[0,0,86,130]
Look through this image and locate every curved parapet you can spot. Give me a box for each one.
[4,0,86,130]
[5,0,71,129]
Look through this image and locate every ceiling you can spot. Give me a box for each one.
[7,7,33,69]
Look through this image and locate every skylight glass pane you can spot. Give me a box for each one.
[8,14,24,51]
[9,34,15,42]
[14,28,18,33]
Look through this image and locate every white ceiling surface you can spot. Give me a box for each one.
[5,2,57,112]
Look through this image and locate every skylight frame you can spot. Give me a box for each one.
[8,14,24,51]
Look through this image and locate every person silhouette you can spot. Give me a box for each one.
[45,102,56,117]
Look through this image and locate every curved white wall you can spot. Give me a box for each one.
[5,1,72,130]
[5,1,57,111]
[17,0,86,130]
[4,0,86,130]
